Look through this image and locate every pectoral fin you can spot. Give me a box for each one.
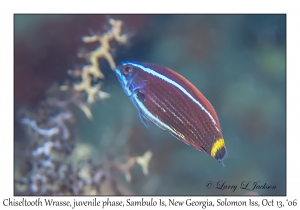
[138,111,151,128]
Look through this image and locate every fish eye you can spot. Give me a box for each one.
[123,65,132,75]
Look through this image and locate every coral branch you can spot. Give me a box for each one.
[115,151,153,182]
[21,118,59,137]
[72,18,128,106]
[136,151,153,175]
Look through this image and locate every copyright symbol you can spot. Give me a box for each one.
[206,181,214,189]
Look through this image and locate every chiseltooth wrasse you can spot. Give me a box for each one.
[115,62,228,164]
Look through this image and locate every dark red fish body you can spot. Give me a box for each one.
[115,62,227,163]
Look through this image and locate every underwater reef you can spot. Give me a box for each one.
[14,15,286,196]
[15,18,152,195]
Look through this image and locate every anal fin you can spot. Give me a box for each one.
[169,131,181,141]
[168,131,190,146]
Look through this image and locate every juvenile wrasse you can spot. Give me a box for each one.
[115,62,227,164]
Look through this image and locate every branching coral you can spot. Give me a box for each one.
[17,98,153,195]
[60,18,127,116]
[79,19,127,77]
[71,18,127,105]
[15,18,153,195]
[115,150,153,182]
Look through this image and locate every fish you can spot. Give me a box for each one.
[115,62,227,164]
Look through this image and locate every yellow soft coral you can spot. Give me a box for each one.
[79,18,128,78]
[75,19,127,104]
[64,19,128,118]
